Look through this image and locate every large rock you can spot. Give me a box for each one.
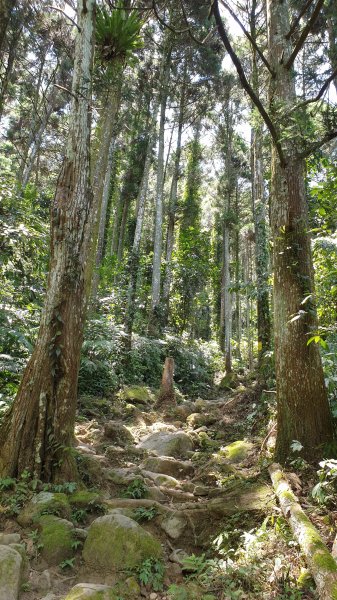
[118,385,154,405]
[82,513,162,572]
[64,583,119,599]
[103,422,134,445]
[219,440,254,464]
[141,456,194,478]
[142,470,180,488]
[138,431,193,458]
[160,513,187,539]
[17,492,70,527]
[0,545,23,600]
[38,515,74,565]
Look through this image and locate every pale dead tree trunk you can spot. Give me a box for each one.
[0,0,95,481]
[162,61,187,326]
[270,463,337,600]
[156,357,176,409]
[124,105,159,350]
[91,135,118,301]
[267,0,334,461]
[149,44,172,336]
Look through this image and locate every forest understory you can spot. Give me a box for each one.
[1,373,337,600]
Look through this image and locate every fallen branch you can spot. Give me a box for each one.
[269,463,337,600]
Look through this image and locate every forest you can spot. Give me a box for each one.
[0,0,337,598]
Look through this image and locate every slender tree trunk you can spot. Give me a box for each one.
[327,5,337,93]
[0,0,96,481]
[220,209,232,372]
[124,105,159,350]
[149,45,171,335]
[162,63,186,326]
[251,127,271,363]
[91,136,117,301]
[267,0,334,462]
[250,0,271,367]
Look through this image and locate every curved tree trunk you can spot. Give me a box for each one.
[0,0,95,482]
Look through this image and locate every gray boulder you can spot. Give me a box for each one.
[138,431,193,458]
[0,545,23,600]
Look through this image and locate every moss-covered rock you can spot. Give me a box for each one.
[69,490,102,509]
[186,413,216,428]
[141,456,194,478]
[0,545,23,600]
[103,422,134,445]
[82,513,162,572]
[118,385,154,405]
[64,583,119,599]
[219,372,238,390]
[38,515,74,565]
[219,440,253,463]
[138,431,193,458]
[17,491,71,527]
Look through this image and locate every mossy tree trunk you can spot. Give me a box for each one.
[267,0,334,462]
[0,0,96,481]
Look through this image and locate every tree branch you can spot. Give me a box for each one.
[46,5,80,31]
[284,0,324,70]
[211,0,286,167]
[285,0,314,40]
[299,129,337,159]
[219,0,274,76]
[286,65,337,116]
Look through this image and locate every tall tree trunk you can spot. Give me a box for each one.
[251,127,271,364]
[124,105,159,350]
[0,0,14,54]
[0,0,95,481]
[267,0,334,462]
[250,0,271,367]
[219,206,232,372]
[91,135,117,301]
[162,62,186,326]
[149,45,171,335]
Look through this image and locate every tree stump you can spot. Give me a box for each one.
[156,357,176,410]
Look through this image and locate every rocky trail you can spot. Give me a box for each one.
[0,383,325,599]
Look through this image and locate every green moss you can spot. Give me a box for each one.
[280,490,296,502]
[69,490,101,508]
[119,385,154,404]
[64,585,118,599]
[18,491,71,526]
[220,440,253,463]
[331,582,337,600]
[39,515,74,564]
[313,550,337,572]
[83,513,162,572]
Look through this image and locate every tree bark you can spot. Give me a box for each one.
[156,357,176,409]
[267,0,334,462]
[149,44,172,335]
[269,463,337,600]
[124,104,159,350]
[0,0,95,481]
[162,61,187,326]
